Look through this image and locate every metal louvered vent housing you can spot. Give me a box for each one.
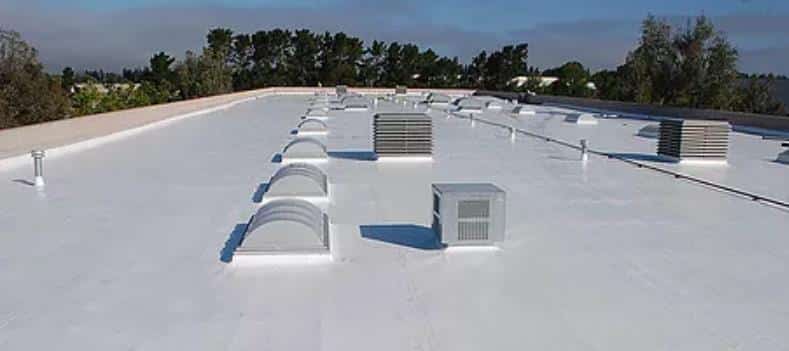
[432,183,505,246]
[374,113,433,157]
[657,119,730,162]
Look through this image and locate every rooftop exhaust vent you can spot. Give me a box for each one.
[374,113,433,157]
[432,183,505,246]
[637,124,660,139]
[657,119,730,163]
[282,137,328,162]
[297,118,329,135]
[512,105,536,115]
[336,85,348,96]
[395,85,408,95]
[237,199,329,255]
[564,113,598,125]
[266,162,328,198]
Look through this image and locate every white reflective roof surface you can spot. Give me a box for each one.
[1,94,788,350]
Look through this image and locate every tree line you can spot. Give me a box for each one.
[525,16,786,115]
[1,14,786,129]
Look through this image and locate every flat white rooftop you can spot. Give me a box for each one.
[1,93,788,350]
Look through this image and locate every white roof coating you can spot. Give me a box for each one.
[1,92,789,350]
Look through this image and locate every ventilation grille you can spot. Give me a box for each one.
[458,222,489,241]
[456,200,490,241]
[657,120,730,160]
[374,113,433,156]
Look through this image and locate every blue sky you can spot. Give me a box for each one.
[3,0,789,74]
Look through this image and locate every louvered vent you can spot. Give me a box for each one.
[457,200,491,241]
[657,119,730,162]
[432,183,505,246]
[374,113,432,157]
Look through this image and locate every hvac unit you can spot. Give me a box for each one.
[431,183,505,246]
[657,119,730,162]
[374,113,433,157]
[395,85,408,95]
[336,85,348,96]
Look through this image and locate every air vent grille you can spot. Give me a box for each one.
[374,113,433,157]
[458,222,489,241]
[458,200,490,218]
[657,119,730,161]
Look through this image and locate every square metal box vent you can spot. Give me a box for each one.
[374,113,433,157]
[432,183,505,246]
[657,119,730,162]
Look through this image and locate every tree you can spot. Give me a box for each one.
[735,78,785,115]
[545,61,592,97]
[207,28,234,64]
[61,67,75,92]
[149,52,175,84]
[0,30,70,128]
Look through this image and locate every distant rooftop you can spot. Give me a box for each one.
[1,88,788,350]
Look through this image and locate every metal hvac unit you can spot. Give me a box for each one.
[373,113,433,157]
[431,183,505,246]
[395,85,408,95]
[336,85,348,96]
[657,119,730,162]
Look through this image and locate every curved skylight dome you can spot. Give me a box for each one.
[512,105,536,115]
[452,97,484,111]
[426,92,451,104]
[266,162,328,198]
[237,199,329,254]
[485,101,503,110]
[777,147,789,165]
[341,95,369,110]
[304,108,330,120]
[282,137,328,161]
[297,118,328,135]
[637,124,660,139]
[564,113,598,125]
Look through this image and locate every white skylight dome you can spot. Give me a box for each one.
[265,162,329,199]
[282,137,328,162]
[237,199,329,255]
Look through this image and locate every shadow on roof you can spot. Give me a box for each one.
[360,224,443,250]
[12,179,35,187]
[220,223,248,263]
[607,152,674,163]
[271,153,283,163]
[328,151,378,161]
[252,182,270,203]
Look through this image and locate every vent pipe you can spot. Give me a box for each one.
[31,150,45,187]
[580,140,588,162]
